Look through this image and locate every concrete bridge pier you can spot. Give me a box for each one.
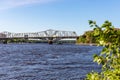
[48,37,54,44]
[48,40,53,44]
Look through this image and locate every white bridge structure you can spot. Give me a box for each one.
[0,29,78,43]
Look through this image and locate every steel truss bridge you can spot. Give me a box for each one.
[0,29,78,43]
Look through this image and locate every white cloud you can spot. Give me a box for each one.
[0,0,56,10]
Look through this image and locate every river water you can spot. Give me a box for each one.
[0,43,102,80]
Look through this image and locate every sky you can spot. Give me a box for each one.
[0,0,120,35]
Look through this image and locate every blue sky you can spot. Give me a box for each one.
[0,0,120,35]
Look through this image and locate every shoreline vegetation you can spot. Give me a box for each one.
[0,39,76,44]
[76,27,120,46]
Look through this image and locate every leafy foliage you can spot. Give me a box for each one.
[77,30,98,44]
[86,20,120,80]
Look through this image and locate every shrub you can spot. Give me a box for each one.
[86,20,120,80]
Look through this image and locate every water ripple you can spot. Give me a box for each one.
[0,44,102,80]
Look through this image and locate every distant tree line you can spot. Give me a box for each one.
[3,39,48,44]
[77,27,120,44]
[77,30,97,44]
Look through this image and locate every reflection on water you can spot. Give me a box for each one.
[0,43,102,80]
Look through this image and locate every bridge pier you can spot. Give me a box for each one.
[47,37,54,44]
[48,40,53,44]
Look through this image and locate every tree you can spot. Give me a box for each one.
[86,20,120,80]
[77,30,97,43]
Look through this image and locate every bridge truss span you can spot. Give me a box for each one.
[1,29,78,38]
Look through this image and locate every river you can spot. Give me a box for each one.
[0,43,102,80]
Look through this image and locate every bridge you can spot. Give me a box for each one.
[0,29,78,44]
